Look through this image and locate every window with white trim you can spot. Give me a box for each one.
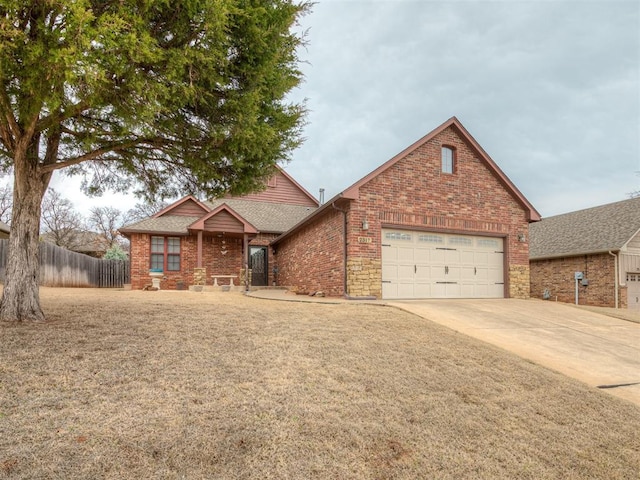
[442,146,454,174]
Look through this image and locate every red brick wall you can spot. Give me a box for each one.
[275,125,532,298]
[129,233,243,290]
[275,208,345,296]
[530,253,619,307]
[129,231,283,289]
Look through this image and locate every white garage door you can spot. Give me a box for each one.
[381,229,504,299]
[626,273,640,310]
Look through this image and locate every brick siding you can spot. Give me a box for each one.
[530,253,620,307]
[275,208,345,296]
[129,233,245,290]
[275,125,532,299]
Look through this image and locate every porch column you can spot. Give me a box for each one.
[197,230,203,268]
[243,233,249,291]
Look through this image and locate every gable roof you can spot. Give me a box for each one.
[188,204,258,234]
[274,116,540,245]
[120,198,317,236]
[342,116,540,221]
[229,167,319,207]
[119,215,200,236]
[529,196,640,260]
[153,195,210,218]
[205,198,316,233]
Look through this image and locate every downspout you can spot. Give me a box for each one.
[609,251,618,309]
[332,201,348,296]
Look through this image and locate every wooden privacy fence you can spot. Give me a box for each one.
[0,239,130,288]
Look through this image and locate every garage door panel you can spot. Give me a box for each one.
[381,229,504,300]
[397,246,415,262]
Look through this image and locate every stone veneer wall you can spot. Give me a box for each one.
[346,258,381,298]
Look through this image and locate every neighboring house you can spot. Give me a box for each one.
[0,221,9,239]
[41,230,111,258]
[529,197,640,310]
[120,168,319,290]
[273,116,540,299]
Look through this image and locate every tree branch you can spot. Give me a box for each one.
[39,137,167,173]
[36,100,90,133]
[0,88,20,141]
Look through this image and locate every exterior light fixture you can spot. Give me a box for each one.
[517,233,526,242]
[362,219,369,230]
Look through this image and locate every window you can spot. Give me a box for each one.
[449,236,473,246]
[477,238,499,248]
[385,232,412,241]
[442,146,454,174]
[419,234,443,244]
[150,236,181,271]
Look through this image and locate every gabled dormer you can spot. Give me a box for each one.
[154,196,210,218]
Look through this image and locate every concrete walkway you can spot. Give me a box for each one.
[248,290,640,406]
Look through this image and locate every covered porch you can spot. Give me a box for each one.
[187,204,269,290]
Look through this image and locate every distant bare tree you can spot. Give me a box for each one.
[126,200,170,223]
[40,189,86,250]
[88,206,128,248]
[0,185,12,224]
[628,191,640,199]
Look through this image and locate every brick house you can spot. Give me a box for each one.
[120,168,318,290]
[529,197,640,310]
[272,117,540,299]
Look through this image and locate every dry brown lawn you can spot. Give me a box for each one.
[1,288,639,479]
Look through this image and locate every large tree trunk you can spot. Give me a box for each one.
[0,150,51,322]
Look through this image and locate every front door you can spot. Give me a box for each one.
[250,246,268,286]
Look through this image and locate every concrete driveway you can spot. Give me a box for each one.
[389,299,640,406]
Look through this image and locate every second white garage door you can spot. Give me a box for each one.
[381,229,505,299]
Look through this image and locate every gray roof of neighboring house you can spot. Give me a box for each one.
[0,221,9,234]
[120,199,316,235]
[204,198,316,233]
[529,196,640,260]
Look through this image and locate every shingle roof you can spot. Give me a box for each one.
[120,199,316,235]
[529,197,640,259]
[204,198,316,233]
[120,216,200,235]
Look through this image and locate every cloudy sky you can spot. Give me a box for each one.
[52,0,639,219]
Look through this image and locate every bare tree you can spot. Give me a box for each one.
[126,200,170,223]
[88,206,128,248]
[40,189,86,251]
[0,185,12,224]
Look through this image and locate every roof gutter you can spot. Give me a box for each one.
[530,248,624,262]
[609,251,619,309]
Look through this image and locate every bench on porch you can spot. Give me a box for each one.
[211,274,238,287]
